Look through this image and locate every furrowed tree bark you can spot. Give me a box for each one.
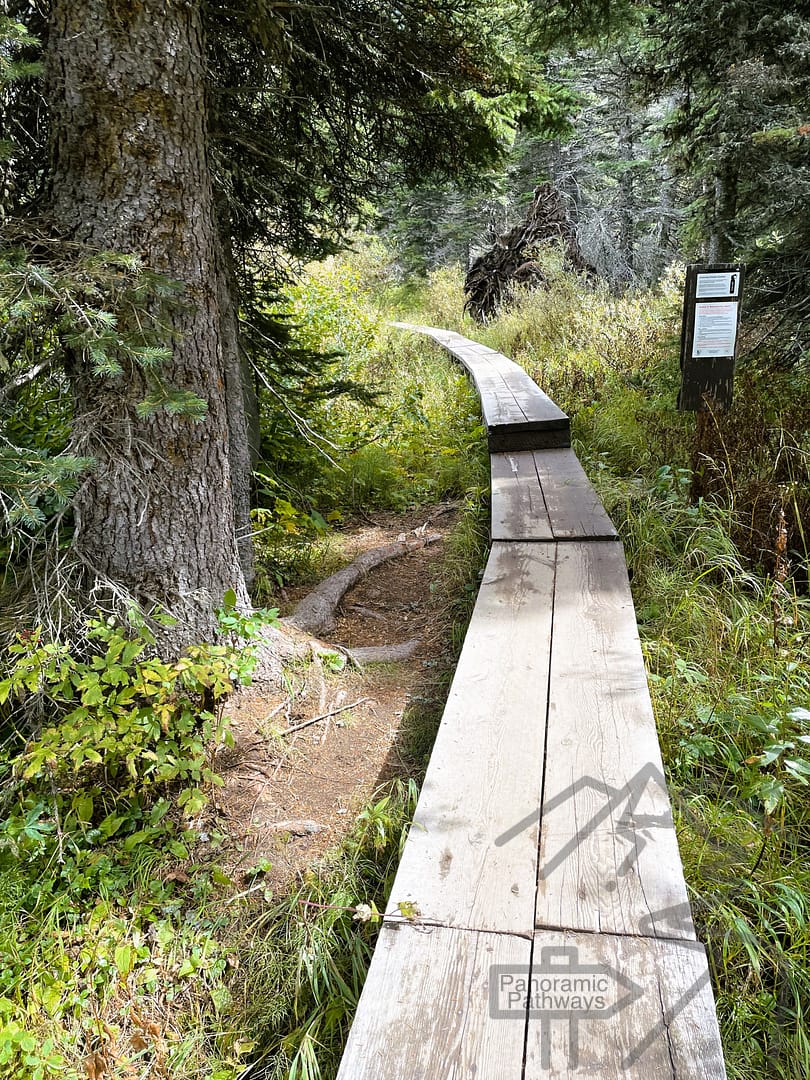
[706,153,738,264]
[617,113,635,282]
[47,0,250,648]
[215,224,257,591]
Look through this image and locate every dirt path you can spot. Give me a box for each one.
[213,505,460,890]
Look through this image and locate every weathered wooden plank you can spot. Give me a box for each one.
[488,424,571,452]
[536,822,695,941]
[491,450,616,541]
[534,541,694,939]
[337,923,529,1080]
[491,452,554,541]
[524,929,726,1078]
[532,449,617,539]
[360,320,725,1080]
[448,356,532,427]
[478,387,527,427]
[472,358,567,423]
[385,542,555,934]
[503,378,569,425]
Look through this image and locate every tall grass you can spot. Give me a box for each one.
[601,469,810,1079]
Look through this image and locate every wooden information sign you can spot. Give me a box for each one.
[678,263,744,411]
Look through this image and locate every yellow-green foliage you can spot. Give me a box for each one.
[287,258,382,364]
[0,605,274,1080]
[398,264,474,333]
[273,258,488,516]
[399,252,683,415]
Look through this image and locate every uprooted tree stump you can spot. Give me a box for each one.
[464,183,595,323]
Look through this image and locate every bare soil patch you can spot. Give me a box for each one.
[213,505,459,892]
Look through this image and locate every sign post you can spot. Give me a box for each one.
[678,263,744,411]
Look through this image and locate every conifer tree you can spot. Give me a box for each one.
[0,0,574,647]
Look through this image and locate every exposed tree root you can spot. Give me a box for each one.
[283,531,442,638]
[251,530,441,683]
[346,638,422,665]
[464,183,596,322]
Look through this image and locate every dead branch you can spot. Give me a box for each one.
[279,697,369,736]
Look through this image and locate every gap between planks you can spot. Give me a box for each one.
[336,922,724,1080]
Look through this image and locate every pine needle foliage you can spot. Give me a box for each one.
[0,246,205,550]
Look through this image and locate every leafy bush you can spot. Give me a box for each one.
[250,255,488,598]
[0,602,274,1079]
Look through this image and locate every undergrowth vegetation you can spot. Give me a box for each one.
[0,601,279,1079]
[4,239,810,1079]
[0,254,490,1080]
[252,257,488,596]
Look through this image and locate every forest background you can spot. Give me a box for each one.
[1,1,810,1078]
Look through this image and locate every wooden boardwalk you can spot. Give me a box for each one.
[337,326,726,1079]
[392,323,570,451]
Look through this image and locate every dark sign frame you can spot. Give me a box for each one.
[678,262,745,411]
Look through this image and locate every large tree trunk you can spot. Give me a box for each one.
[47,0,250,648]
[214,225,258,592]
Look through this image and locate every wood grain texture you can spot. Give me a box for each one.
[525,929,726,1078]
[536,542,694,939]
[385,542,555,934]
[532,450,617,539]
[491,452,554,541]
[336,923,529,1080]
[491,450,617,541]
[536,821,695,941]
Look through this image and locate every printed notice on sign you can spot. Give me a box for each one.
[692,302,739,358]
[695,272,740,298]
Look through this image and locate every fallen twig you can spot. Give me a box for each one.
[264,701,288,724]
[279,697,369,736]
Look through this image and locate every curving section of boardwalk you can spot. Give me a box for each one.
[337,325,726,1079]
[392,322,570,451]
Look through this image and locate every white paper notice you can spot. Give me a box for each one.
[695,271,740,298]
[692,302,739,358]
